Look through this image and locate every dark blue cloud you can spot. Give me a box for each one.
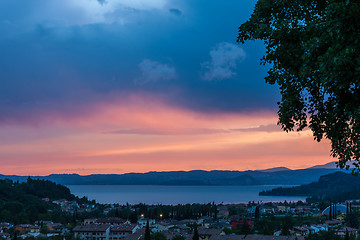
[0,0,280,123]
[97,0,107,5]
[169,8,182,16]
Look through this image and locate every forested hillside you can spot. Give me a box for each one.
[260,172,360,201]
[0,178,76,223]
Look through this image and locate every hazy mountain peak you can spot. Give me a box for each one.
[307,161,338,169]
[258,167,291,172]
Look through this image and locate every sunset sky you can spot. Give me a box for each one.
[0,0,335,175]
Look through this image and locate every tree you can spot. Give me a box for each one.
[151,232,166,240]
[145,220,151,240]
[129,211,138,224]
[241,221,251,235]
[173,236,185,240]
[192,224,199,240]
[345,230,350,240]
[280,216,294,235]
[254,206,260,221]
[237,0,360,173]
[306,230,342,240]
[345,212,360,228]
[40,225,48,234]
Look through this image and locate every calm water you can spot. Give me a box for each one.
[67,185,306,205]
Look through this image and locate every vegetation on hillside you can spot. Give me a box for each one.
[260,171,360,201]
[0,177,94,224]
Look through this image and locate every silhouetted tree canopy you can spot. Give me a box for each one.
[192,224,199,240]
[145,220,151,240]
[238,0,360,173]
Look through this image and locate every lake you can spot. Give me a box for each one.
[67,185,306,205]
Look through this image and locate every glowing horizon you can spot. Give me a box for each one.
[0,94,334,176]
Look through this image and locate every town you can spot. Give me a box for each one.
[1,196,359,240]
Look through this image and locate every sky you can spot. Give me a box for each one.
[0,0,335,175]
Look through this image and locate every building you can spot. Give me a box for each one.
[15,225,40,234]
[137,219,155,228]
[73,224,111,240]
[110,224,138,240]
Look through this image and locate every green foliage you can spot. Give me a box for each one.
[238,0,360,172]
[254,215,319,235]
[21,178,75,201]
[280,216,294,236]
[151,232,166,240]
[240,221,251,235]
[0,179,51,223]
[223,228,232,235]
[0,178,95,224]
[254,206,260,220]
[172,235,185,240]
[253,216,280,235]
[345,212,360,229]
[40,225,49,234]
[129,211,138,223]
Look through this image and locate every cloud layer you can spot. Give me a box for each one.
[0,0,277,125]
[136,59,176,84]
[202,42,246,81]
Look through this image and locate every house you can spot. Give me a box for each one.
[217,206,229,218]
[96,218,127,226]
[73,224,111,240]
[0,223,12,232]
[260,208,275,214]
[336,227,358,237]
[309,224,327,233]
[208,221,231,229]
[277,206,290,213]
[292,226,310,236]
[247,206,258,215]
[198,227,223,240]
[168,225,191,233]
[53,199,78,213]
[156,221,174,232]
[15,224,40,234]
[137,219,155,229]
[46,223,69,234]
[84,219,98,225]
[122,229,144,240]
[324,219,343,229]
[0,232,10,240]
[35,221,53,226]
[110,224,139,240]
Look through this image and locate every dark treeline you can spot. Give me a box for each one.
[108,202,218,221]
[260,172,360,202]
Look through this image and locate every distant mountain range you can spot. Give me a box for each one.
[0,161,350,186]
